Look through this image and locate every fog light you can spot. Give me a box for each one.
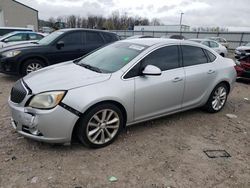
[29,127,41,136]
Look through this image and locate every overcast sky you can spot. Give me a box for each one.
[17,0,249,29]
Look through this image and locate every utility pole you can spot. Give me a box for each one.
[179,12,184,35]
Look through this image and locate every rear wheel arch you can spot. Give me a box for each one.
[219,81,230,93]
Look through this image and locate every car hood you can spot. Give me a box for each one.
[0,42,43,52]
[23,61,111,93]
[236,46,250,51]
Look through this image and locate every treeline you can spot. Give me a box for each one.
[39,11,161,30]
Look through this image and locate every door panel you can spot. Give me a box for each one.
[182,63,215,108]
[47,31,85,64]
[134,68,185,121]
[181,45,216,108]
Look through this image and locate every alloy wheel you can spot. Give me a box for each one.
[86,109,120,145]
[212,86,227,111]
[26,63,43,74]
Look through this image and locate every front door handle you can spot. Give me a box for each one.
[207,70,215,74]
[172,77,183,82]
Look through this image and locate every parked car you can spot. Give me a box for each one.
[0,31,45,48]
[235,55,250,79]
[9,38,236,148]
[161,35,186,40]
[0,29,119,75]
[0,27,33,36]
[235,42,250,58]
[126,35,154,39]
[209,37,229,49]
[189,39,228,57]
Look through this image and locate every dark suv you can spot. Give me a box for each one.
[0,29,119,75]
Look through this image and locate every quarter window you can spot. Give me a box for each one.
[182,45,208,66]
[205,49,217,62]
[142,46,179,71]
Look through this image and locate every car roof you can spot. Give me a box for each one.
[59,28,117,35]
[119,38,208,48]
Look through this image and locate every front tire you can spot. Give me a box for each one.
[204,83,229,113]
[21,59,45,75]
[77,103,124,148]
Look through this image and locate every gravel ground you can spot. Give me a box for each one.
[0,73,250,188]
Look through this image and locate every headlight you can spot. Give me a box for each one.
[2,50,21,58]
[28,91,66,109]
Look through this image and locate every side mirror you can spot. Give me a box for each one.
[56,41,64,49]
[142,65,162,76]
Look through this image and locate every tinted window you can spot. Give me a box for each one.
[86,32,104,44]
[182,46,208,66]
[60,32,82,45]
[209,41,219,48]
[102,33,118,43]
[142,46,179,71]
[124,62,141,79]
[205,50,216,62]
[5,33,27,42]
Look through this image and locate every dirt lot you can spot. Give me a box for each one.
[0,73,250,188]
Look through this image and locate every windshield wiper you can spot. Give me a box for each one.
[78,64,102,73]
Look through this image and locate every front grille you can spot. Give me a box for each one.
[10,80,27,103]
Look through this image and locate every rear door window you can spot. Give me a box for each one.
[182,45,208,66]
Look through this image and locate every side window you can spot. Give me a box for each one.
[102,33,118,43]
[142,46,179,71]
[86,32,104,44]
[29,33,43,40]
[182,45,208,66]
[205,49,217,62]
[202,41,209,47]
[209,41,219,48]
[5,33,27,42]
[124,62,141,79]
[60,32,82,45]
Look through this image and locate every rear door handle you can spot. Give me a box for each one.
[207,70,215,74]
[172,77,183,82]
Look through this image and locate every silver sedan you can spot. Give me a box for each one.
[189,39,228,57]
[9,39,236,148]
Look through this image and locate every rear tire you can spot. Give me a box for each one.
[21,59,45,75]
[203,83,229,113]
[77,103,124,148]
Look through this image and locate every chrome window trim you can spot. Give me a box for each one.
[121,43,180,81]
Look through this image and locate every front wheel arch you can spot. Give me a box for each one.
[19,56,49,74]
[71,100,127,143]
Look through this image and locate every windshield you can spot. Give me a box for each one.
[76,42,147,73]
[38,31,64,45]
[245,42,250,46]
